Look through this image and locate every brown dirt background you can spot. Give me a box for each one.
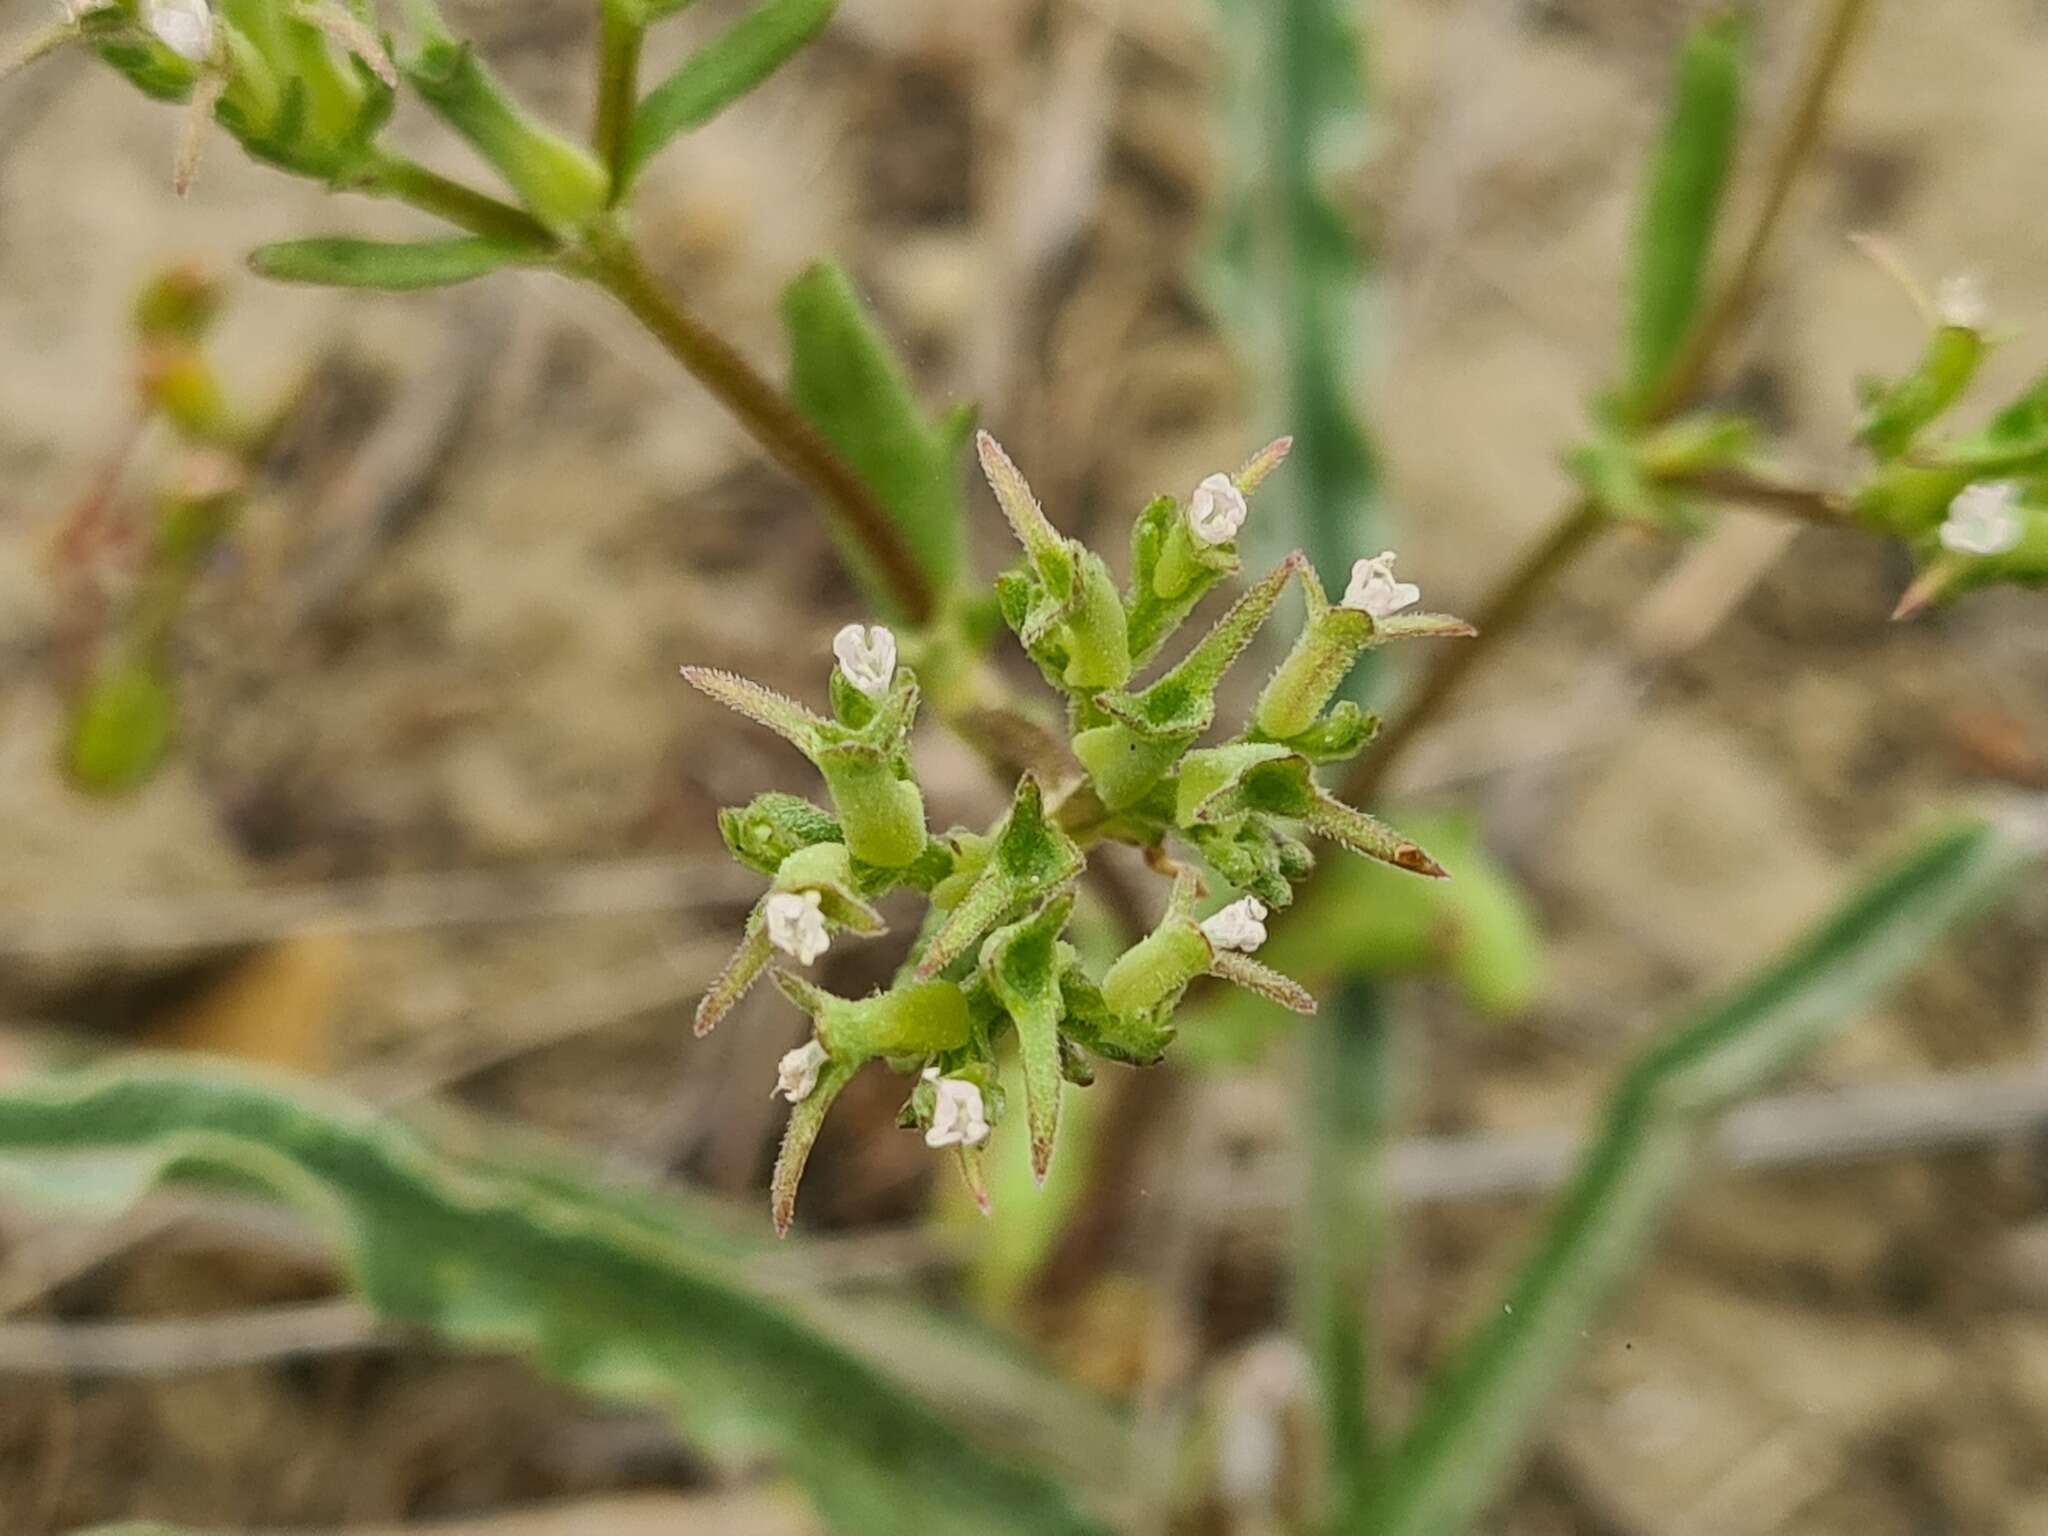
[3,0,2048,1531]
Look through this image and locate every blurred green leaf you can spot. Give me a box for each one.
[624,0,837,188]
[1624,10,1745,416]
[1360,810,2042,1536]
[64,655,175,796]
[402,34,608,233]
[1178,814,1542,1069]
[783,261,968,618]
[250,235,549,289]
[0,1064,1110,1536]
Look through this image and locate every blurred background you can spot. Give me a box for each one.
[4,0,2048,1530]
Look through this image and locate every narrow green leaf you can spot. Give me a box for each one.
[623,0,836,187]
[1624,10,1745,414]
[982,896,1074,1184]
[0,1064,1109,1536]
[783,261,967,615]
[1362,811,2041,1536]
[250,235,548,290]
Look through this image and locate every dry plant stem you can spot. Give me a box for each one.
[1343,0,1873,809]
[581,232,937,625]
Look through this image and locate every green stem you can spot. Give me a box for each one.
[1301,979,1392,1519]
[578,229,936,625]
[593,3,644,199]
[359,153,555,246]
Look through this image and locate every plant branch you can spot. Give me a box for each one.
[1340,0,1873,810]
[579,230,936,625]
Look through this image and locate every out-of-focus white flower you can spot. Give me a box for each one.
[924,1073,991,1149]
[832,623,897,700]
[1187,472,1249,547]
[764,890,830,966]
[147,0,213,61]
[773,1039,829,1103]
[1200,895,1269,954]
[1341,551,1420,619]
[1936,273,1988,332]
[1940,481,2023,557]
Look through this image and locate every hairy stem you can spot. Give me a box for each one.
[1344,0,1873,808]
[579,230,935,625]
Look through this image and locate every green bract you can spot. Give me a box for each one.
[683,435,1474,1228]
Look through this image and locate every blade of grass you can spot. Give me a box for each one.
[1358,810,2042,1536]
[1213,0,1389,1508]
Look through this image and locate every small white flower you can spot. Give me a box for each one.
[1940,481,2024,557]
[1187,472,1249,547]
[1200,895,1270,955]
[773,1039,829,1103]
[764,889,830,966]
[1936,272,1988,332]
[147,0,213,61]
[832,623,897,700]
[924,1075,991,1149]
[1341,550,1421,619]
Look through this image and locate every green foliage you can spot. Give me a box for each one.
[1623,10,1744,417]
[0,1063,1110,1536]
[402,31,608,233]
[784,261,971,618]
[63,652,175,795]
[1179,813,1544,1069]
[623,0,836,187]
[683,431,1470,1226]
[1360,813,2041,1536]
[250,233,550,288]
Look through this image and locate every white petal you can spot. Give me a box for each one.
[1200,896,1270,954]
[1936,273,1988,332]
[764,889,830,966]
[773,1039,830,1103]
[1341,551,1421,619]
[832,623,897,700]
[1187,472,1249,547]
[147,0,213,60]
[924,1077,991,1148]
[1940,481,2023,557]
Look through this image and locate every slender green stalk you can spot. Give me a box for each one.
[360,153,556,246]
[1218,0,1391,1506]
[593,2,644,198]
[579,229,936,624]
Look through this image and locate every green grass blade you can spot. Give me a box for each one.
[1360,811,2041,1536]
[623,0,836,188]
[250,235,548,289]
[1624,10,1745,415]
[0,1064,1110,1536]
[783,261,968,616]
[1212,0,1389,1502]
